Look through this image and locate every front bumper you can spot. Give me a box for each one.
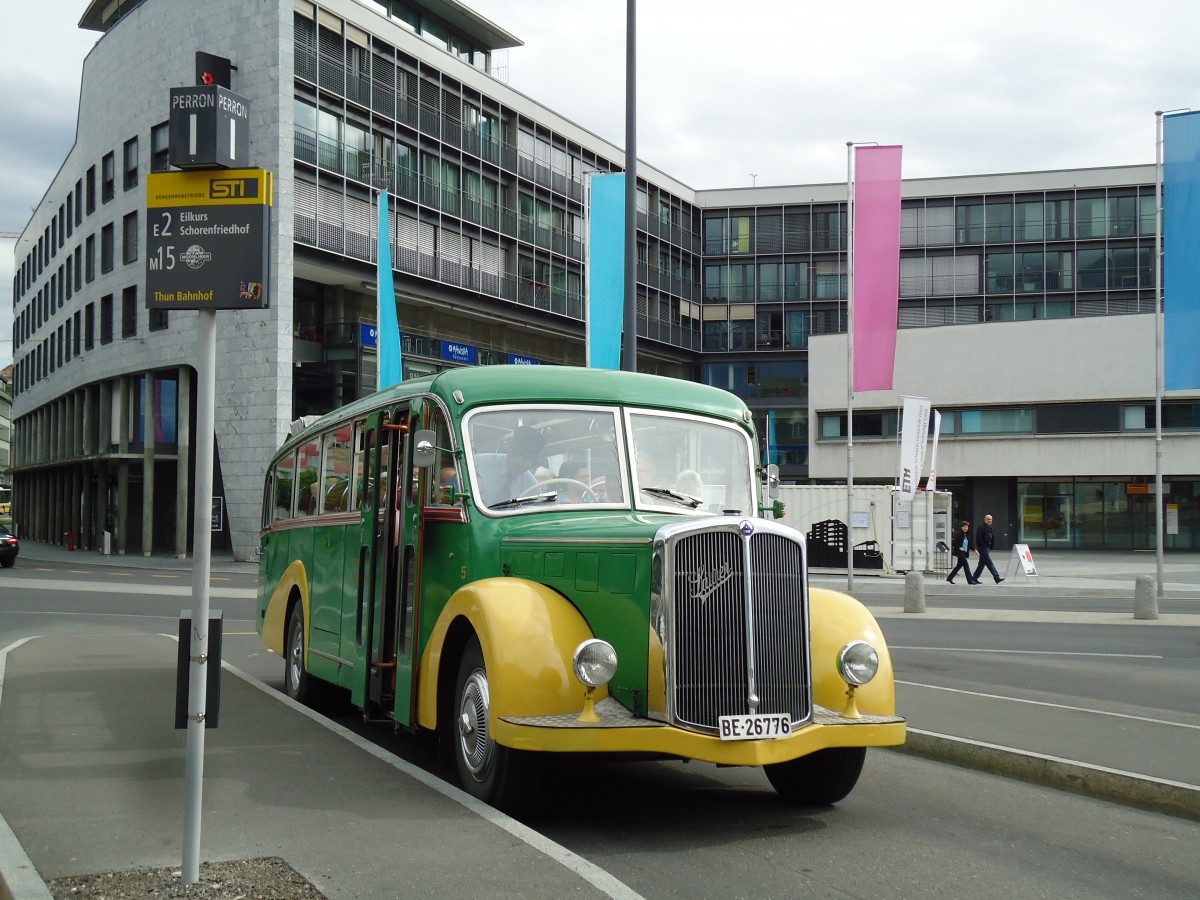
[496,697,905,766]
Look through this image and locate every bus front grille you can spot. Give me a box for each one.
[654,519,811,733]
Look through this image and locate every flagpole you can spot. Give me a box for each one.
[846,141,855,591]
[621,0,638,372]
[1154,110,1165,596]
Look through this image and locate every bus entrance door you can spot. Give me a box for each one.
[389,398,424,727]
[358,402,420,723]
[353,406,404,719]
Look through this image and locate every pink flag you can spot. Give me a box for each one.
[853,145,902,392]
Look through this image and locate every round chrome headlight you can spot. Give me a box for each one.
[837,640,879,687]
[572,639,618,688]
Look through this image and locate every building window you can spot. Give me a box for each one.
[150,308,169,332]
[100,295,113,344]
[86,166,96,214]
[85,235,96,282]
[151,122,170,172]
[122,212,138,264]
[85,303,95,350]
[122,286,137,338]
[123,137,139,190]
[74,310,82,356]
[102,152,115,202]
[100,223,115,273]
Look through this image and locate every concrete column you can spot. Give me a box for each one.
[142,373,155,556]
[51,399,62,545]
[1134,575,1158,620]
[115,375,129,556]
[904,570,926,613]
[176,366,192,559]
[117,460,129,556]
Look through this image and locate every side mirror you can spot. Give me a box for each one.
[412,430,436,468]
[765,463,780,500]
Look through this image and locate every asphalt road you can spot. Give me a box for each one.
[3,552,1200,898]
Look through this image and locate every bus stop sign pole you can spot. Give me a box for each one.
[182,308,217,885]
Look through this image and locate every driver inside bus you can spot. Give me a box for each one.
[474,426,545,506]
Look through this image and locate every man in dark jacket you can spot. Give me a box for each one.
[971,514,1005,584]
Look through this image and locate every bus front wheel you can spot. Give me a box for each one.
[451,636,531,811]
[764,746,866,805]
[284,603,312,704]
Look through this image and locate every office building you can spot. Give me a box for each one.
[10,0,1198,559]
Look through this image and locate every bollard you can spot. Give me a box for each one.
[1134,574,1158,620]
[904,570,926,613]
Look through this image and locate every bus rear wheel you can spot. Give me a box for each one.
[284,603,312,704]
[764,746,866,805]
[451,636,531,811]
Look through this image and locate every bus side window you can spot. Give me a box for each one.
[427,411,459,507]
[272,451,297,523]
[296,437,321,518]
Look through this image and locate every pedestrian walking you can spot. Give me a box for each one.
[946,520,979,584]
[971,513,1005,584]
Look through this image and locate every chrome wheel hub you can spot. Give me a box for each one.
[457,669,491,776]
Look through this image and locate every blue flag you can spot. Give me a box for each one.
[587,174,625,370]
[1164,111,1200,391]
[377,191,403,389]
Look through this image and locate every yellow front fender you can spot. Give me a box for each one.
[260,560,310,656]
[417,578,599,732]
[809,586,896,715]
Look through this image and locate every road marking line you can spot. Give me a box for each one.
[898,680,1200,730]
[891,645,1163,659]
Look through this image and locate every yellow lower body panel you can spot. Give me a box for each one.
[494,698,906,766]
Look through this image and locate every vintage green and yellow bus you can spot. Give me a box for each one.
[257,366,904,809]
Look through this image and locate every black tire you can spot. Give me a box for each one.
[764,746,867,805]
[450,636,533,811]
[0,558,13,568]
[284,602,312,704]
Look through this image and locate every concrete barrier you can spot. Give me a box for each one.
[1134,574,1158,620]
[903,570,925,613]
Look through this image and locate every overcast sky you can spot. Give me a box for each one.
[2,0,1196,368]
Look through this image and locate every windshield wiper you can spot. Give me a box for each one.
[640,486,702,509]
[491,491,559,510]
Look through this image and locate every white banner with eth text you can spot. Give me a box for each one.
[897,396,931,501]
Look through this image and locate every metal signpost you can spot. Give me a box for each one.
[146,120,271,883]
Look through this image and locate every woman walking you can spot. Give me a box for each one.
[947,520,979,584]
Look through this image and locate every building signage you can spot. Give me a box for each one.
[146,168,272,310]
[441,341,477,365]
[169,85,250,169]
[361,323,378,348]
[508,354,538,365]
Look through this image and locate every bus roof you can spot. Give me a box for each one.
[282,367,750,449]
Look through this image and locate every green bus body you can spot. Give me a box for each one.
[257,366,904,809]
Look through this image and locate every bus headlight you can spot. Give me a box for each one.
[837,640,879,687]
[572,639,618,688]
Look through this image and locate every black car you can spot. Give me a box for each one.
[0,524,19,568]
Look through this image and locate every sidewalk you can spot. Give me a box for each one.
[0,634,630,900]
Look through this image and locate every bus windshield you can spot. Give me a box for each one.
[463,404,755,515]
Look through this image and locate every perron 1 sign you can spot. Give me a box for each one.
[146,168,272,310]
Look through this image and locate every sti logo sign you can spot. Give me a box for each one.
[209,177,260,200]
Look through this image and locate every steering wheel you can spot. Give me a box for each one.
[519,478,596,503]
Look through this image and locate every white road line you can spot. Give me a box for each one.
[891,645,1163,658]
[897,680,1200,730]
[0,576,254,599]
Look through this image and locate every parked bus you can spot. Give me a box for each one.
[0,486,11,517]
[257,366,904,809]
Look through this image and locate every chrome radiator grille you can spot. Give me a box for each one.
[655,520,811,733]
